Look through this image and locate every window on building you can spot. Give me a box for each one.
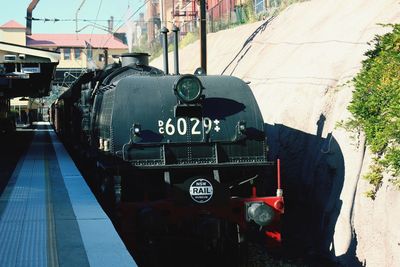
[87,48,93,60]
[63,48,71,60]
[98,54,105,62]
[74,48,81,59]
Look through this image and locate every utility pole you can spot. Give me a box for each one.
[75,0,87,34]
[200,0,207,74]
[26,0,40,35]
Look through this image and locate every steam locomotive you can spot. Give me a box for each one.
[50,28,284,260]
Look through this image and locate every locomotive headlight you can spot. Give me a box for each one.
[245,202,275,227]
[174,74,203,103]
[237,120,247,134]
[132,123,141,136]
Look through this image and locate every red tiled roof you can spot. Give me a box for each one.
[27,34,128,49]
[0,20,26,29]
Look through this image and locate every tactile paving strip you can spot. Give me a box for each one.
[0,124,136,267]
[0,135,47,267]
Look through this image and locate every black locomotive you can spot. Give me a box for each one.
[50,28,284,263]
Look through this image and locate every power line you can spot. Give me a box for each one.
[90,0,104,42]
[75,0,87,34]
[29,17,124,22]
[100,0,150,48]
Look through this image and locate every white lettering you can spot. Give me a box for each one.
[203,118,212,134]
[191,118,201,135]
[165,118,175,135]
[158,117,220,136]
[158,120,164,134]
[177,118,187,135]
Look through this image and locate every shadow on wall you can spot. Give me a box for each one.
[264,115,362,266]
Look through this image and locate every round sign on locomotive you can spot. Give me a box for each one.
[189,178,214,203]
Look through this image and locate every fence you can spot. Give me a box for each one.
[207,0,241,33]
[255,0,282,15]
[144,0,303,53]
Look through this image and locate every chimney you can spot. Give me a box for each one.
[108,16,114,33]
[120,53,150,67]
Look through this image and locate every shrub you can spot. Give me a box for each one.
[347,24,400,197]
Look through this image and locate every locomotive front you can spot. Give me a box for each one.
[97,73,284,247]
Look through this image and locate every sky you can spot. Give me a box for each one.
[0,0,145,34]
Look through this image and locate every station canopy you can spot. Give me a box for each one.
[0,41,59,98]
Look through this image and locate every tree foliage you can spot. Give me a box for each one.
[347,24,400,197]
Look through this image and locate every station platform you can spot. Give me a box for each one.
[0,122,137,267]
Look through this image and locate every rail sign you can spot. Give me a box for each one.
[189,178,213,203]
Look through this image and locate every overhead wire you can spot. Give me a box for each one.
[31,0,199,65]
[86,0,104,72]
[90,0,104,42]
[30,17,124,22]
[87,1,133,63]
[100,0,151,49]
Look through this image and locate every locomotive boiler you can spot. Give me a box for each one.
[51,27,284,261]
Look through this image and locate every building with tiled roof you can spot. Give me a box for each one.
[27,34,128,49]
[0,20,26,29]
[0,20,129,87]
[27,33,128,85]
[0,20,26,46]
[27,33,128,70]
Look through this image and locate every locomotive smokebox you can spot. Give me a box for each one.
[121,52,150,67]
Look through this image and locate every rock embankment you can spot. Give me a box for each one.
[152,1,400,266]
